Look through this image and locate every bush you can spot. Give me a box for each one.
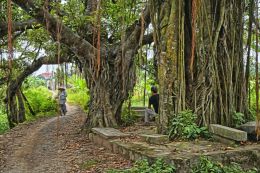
[67,75,89,110]
[168,110,209,140]
[232,112,245,127]
[0,113,9,134]
[121,105,138,126]
[107,159,175,173]
[23,86,57,116]
[192,157,258,173]
[23,76,45,88]
[67,89,89,110]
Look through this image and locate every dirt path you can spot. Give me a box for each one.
[0,105,131,173]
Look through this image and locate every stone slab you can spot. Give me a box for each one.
[140,134,169,144]
[211,134,236,145]
[239,121,256,134]
[209,124,247,141]
[91,128,130,139]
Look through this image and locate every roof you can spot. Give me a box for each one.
[38,72,53,79]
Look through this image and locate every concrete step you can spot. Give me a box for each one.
[139,134,169,145]
[239,121,256,134]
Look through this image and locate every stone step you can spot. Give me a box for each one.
[209,124,247,142]
[133,109,146,117]
[89,128,130,152]
[239,121,256,134]
[139,134,169,145]
[89,127,260,172]
[131,106,146,110]
[91,128,130,139]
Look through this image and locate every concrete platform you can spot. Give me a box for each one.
[89,127,260,173]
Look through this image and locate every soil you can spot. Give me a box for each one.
[0,105,131,173]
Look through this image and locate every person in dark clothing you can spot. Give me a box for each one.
[145,86,159,123]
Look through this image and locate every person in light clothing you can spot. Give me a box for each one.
[58,86,67,116]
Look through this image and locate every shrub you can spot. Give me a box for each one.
[107,159,175,173]
[232,112,245,127]
[168,110,209,140]
[67,88,89,110]
[23,76,45,88]
[67,75,89,110]
[23,86,57,116]
[121,105,138,126]
[0,113,9,134]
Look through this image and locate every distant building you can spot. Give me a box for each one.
[37,72,55,90]
[37,72,53,80]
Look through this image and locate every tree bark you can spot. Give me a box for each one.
[0,19,38,38]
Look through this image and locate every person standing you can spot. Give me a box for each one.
[58,86,67,116]
[144,86,159,124]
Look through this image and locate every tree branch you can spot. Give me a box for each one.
[5,55,71,101]
[124,5,151,51]
[12,0,96,64]
[0,19,38,38]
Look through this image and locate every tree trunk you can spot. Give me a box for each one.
[21,91,36,116]
[17,90,26,123]
[152,0,247,130]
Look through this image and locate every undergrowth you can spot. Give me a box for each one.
[0,112,9,134]
[168,110,210,140]
[106,159,175,173]
[24,86,57,116]
[192,157,258,173]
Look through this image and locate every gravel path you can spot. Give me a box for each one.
[0,105,131,173]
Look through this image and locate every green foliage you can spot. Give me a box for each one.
[168,110,209,140]
[0,112,9,134]
[191,157,258,173]
[107,159,175,173]
[67,75,89,110]
[24,86,57,116]
[23,76,45,89]
[132,63,157,107]
[121,104,138,126]
[232,112,245,127]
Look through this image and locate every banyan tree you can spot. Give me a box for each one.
[6,0,152,129]
[3,0,260,134]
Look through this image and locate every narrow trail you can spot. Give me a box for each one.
[0,105,131,173]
